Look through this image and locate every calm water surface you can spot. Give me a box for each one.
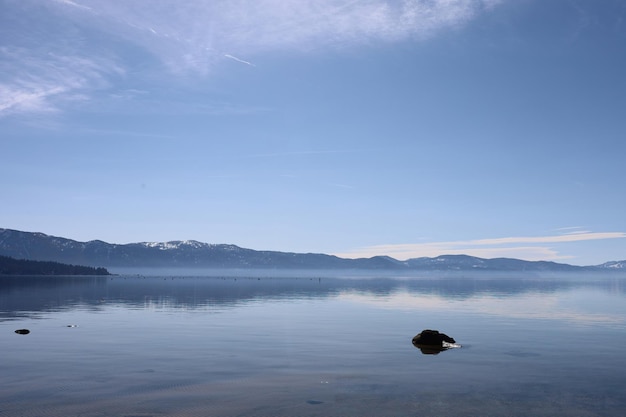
[2,272,626,416]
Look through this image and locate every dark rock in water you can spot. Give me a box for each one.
[15,329,30,335]
[412,330,457,355]
[412,329,455,346]
[415,345,447,355]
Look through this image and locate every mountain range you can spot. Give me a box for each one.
[0,228,624,272]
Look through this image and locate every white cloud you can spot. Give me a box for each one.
[78,0,502,72]
[0,46,123,116]
[0,84,64,115]
[1,0,503,117]
[54,0,92,11]
[224,54,256,67]
[461,232,626,245]
[334,231,626,261]
[554,226,592,235]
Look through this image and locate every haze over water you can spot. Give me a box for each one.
[2,271,626,416]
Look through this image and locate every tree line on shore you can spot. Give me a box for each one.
[0,255,110,276]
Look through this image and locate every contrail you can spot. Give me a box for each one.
[56,0,92,10]
[224,54,255,67]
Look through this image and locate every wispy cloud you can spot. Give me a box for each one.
[0,46,123,116]
[330,183,355,189]
[242,149,357,159]
[554,226,592,235]
[1,0,504,117]
[224,54,256,67]
[80,0,503,73]
[334,231,626,261]
[459,232,626,245]
[53,0,92,11]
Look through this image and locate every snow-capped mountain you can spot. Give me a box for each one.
[596,260,626,269]
[0,228,622,271]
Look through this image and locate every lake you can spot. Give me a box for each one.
[2,271,626,416]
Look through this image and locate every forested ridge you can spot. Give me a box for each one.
[0,255,110,276]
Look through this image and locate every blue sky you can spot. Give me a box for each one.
[2,0,625,265]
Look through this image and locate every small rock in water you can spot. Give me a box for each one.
[412,329,459,355]
[412,329,456,346]
[15,329,30,335]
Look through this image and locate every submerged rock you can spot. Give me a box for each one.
[15,329,30,335]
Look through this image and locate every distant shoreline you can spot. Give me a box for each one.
[1,228,624,272]
[0,255,111,276]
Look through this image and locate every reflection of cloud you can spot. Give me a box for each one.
[339,290,626,326]
[334,232,626,261]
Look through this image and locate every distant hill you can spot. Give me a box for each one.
[0,254,110,276]
[0,228,622,272]
[596,260,626,269]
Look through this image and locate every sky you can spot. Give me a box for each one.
[2,0,626,266]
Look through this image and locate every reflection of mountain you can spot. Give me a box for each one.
[2,228,622,271]
[1,274,624,319]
